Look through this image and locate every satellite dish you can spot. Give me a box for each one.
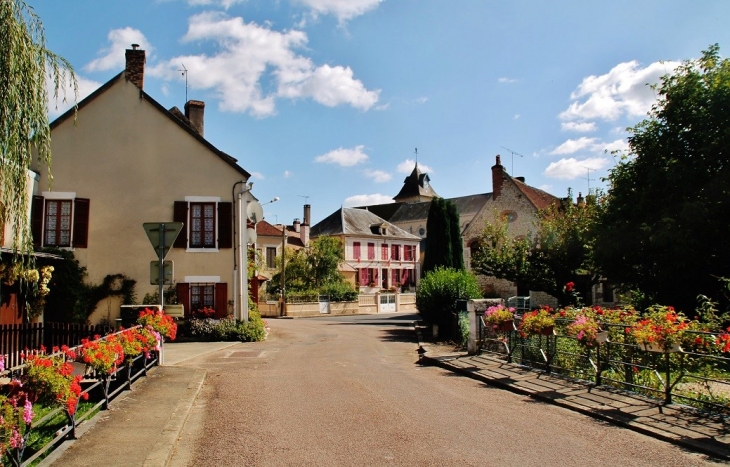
[247,201,264,223]
[247,227,257,244]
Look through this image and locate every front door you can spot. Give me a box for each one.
[379,293,396,313]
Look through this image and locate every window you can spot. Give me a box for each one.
[391,244,401,261]
[353,242,361,260]
[404,245,414,261]
[367,243,375,260]
[190,284,215,311]
[173,200,232,250]
[31,195,90,248]
[266,247,277,269]
[391,269,401,286]
[381,244,389,260]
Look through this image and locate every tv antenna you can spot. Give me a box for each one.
[414,147,418,167]
[500,146,525,175]
[581,166,595,193]
[298,195,310,204]
[178,63,188,102]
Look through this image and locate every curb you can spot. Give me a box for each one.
[413,321,730,462]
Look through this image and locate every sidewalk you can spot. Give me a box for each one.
[39,342,238,467]
[417,338,730,462]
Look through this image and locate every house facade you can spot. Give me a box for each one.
[30,46,251,323]
[310,208,420,292]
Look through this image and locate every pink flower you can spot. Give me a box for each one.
[23,399,34,425]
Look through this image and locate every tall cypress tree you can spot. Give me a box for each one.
[446,200,464,270]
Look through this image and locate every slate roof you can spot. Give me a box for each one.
[393,165,439,201]
[311,208,420,240]
[49,72,250,178]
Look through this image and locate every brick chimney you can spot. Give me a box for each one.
[302,204,311,247]
[185,100,205,136]
[492,155,505,199]
[125,44,145,90]
[293,218,301,233]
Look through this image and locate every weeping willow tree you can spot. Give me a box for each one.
[0,0,76,257]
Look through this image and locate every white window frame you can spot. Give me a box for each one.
[40,191,77,249]
[184,196,221,253]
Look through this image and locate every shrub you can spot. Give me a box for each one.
[238,310,267,342]
[318,281,357,302]
[416,267,481,330]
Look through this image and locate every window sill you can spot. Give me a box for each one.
[185,248,220,253]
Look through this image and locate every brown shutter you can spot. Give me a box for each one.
[176,283,190,318]
[215,282,228,318]
[72,198,90,248]
[173,201,188,248]
[31,196,44,247]
[217,201,232,249]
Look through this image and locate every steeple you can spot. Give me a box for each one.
[393,152,439,203]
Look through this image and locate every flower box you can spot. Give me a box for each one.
[496,320,515,332]
[538,326,555,336]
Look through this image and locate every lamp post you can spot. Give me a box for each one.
[236,182,253,322]
[280,227,288,317]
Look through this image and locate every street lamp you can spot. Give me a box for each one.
[236,182,254,322]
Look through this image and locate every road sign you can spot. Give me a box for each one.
[143,222,183,260]
[150,261,174,285]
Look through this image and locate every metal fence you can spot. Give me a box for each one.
[478,315,730,411]
[0,322,110,368]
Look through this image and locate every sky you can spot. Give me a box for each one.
[34,0,730,227]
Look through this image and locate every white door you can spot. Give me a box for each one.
[379,293,396,312]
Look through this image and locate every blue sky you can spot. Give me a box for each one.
[35,0,730,226]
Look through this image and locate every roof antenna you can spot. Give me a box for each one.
[500,146,525,175]
[178,63,188,102]
[298,195,309,204]
[581,166,595,193]
[414,147,418,168]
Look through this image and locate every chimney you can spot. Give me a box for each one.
[125,44,146,90]
[577,192,585,206]
[515,176,525,183]
[492,155,505,199]
[293,218,301,233]
[185,100,205,136]
[302,204,311,247]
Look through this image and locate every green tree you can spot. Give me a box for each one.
[415,267,481,332]
[471,193,601,305]
[1,0,76,256]
[593,45,730,313]
[423,198,464,274]
[266,236,351,296]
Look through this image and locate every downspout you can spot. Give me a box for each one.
[231,180,245,318]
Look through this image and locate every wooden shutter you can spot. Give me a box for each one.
[31,196,44,247]
[176,283,191,318]
[217,201,232,249]
[72,198,90,248]
[215,282,228,318]
[173,201,188,248]
[367,243,375,260]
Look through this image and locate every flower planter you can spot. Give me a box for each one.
[643,342,682,353]
[495,321,515,332]
[538,326,555,336]
[596,330,609,343]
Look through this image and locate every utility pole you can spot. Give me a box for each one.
[280,226,288,317]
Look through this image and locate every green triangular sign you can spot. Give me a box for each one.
[143,222,184,260]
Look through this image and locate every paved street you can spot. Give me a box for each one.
[167,314,716,466]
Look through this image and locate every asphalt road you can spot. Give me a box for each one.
[168,313,717,466]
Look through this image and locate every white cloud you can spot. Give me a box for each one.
[296,0,382,24]
[561,121,596,133]
[85,28,152,72]
[513,114,520,120]
[414,96,428,104]
[397,159,433,174]
[498,77,517,84]
[250,171,265,180]
[603,138,629,153]
[543,157,609,180]
[148,12,379,117]
[283,170,292,178]
[550,137,599,155]
[46,74,102,118]
[314,145,368,166]
[560,59,681,122]
[344,193,393,207]
[363,169,392,183]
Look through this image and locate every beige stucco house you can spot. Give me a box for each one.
[310,208,421,292]
[30,45,251,323]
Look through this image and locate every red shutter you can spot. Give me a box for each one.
[381,244,389,260]
[177,283,191,318]
[217,202,232,249]
[353,242,361,259]
[31,196,44,247]
[367,243,375,260]
[72,198,90,248]
[215,282,228,318]
[173,201,188,248]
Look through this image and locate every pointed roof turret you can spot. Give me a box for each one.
[393,163,439,203]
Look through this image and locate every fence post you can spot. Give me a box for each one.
[467,300,478,355]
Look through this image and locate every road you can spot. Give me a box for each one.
[168,313,716,466]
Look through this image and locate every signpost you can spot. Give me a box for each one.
[143,222,183,307]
